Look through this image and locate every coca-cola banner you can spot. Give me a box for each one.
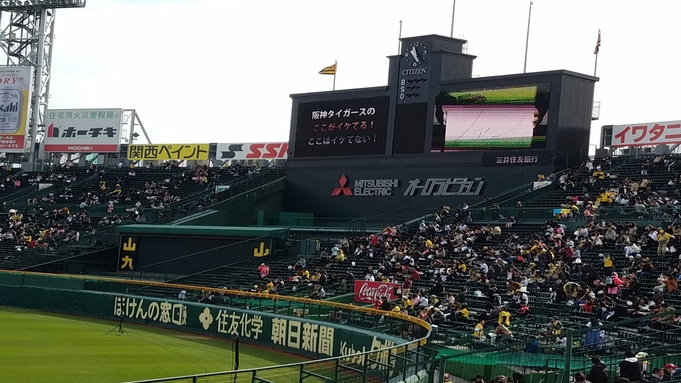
[354,280,400,303]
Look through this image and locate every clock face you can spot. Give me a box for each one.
[403,41,427,67]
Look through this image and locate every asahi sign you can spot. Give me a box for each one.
[354,281,400,303]
[332,174,485,197]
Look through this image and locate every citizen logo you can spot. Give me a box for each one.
[401,68,427,76]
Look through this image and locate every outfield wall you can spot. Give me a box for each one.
[0,272,410,364]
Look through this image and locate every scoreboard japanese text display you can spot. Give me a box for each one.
[432,84,550,152]
[294,96,390,158]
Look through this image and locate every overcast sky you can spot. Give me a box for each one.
[30,0,681,148]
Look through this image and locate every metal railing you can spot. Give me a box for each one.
[0,270,432,383]
[468,205,680,222]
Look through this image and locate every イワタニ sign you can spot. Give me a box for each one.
[0,66,31,152]
[216,142,288,160]
[128,144,209,161]
[611,120,681,147]
[44,108,123,153]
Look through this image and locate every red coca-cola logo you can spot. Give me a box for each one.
[354,281,399,303]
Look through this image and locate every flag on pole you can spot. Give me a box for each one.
[319,63,336,75]
[594,30,601,54]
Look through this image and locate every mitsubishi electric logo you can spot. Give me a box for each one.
[331,175,484,197]
[331,175,353,196]
[332,174,399,196]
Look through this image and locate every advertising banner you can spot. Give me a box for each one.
[354,280,400,303]
[216,142,288,161]
[481,150,553,167]
[44,108,123,152]
[331,174,485,198]
[0,66,31,152]
[611,120,681,147]
[127,144,209,161]
[0,285,403,363]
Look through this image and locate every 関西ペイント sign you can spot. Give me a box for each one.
[127,144,209,161]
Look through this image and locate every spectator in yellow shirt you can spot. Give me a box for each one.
[499,308,511,326]
[457,262,467,274]
[474,319,485,338]
[603,254,614,274]
[457,304,470,319]
[335,250,345,262]
[658,229,675,256]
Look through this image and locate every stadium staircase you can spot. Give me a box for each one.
[167,167,286,225]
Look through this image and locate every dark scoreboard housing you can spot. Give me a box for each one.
[285,35,597,221]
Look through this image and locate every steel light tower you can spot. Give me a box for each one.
[0,0,86,165]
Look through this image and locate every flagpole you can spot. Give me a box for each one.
[398,20,403,54]
[594,29,600,77]
[450,0,456,37]
[333,60,337,91]
[523,1,533,73]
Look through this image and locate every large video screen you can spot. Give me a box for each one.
[432,84,550,152]
[294,96,390,158]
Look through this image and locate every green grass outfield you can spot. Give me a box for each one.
[0,307,307,383]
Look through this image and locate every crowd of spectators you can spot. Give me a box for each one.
[549,155,681,221]
[0,207,90,257]
[258,156,681,383]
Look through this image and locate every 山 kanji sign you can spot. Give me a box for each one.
[44,108,123,153]
[611,120,681,147]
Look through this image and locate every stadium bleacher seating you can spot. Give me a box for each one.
[7,155,681,379]
[146,155,681,367]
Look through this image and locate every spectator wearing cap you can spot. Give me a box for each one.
[663,363,677,381]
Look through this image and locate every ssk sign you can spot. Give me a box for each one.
[354,280,400,303]
[216,142,288,160]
